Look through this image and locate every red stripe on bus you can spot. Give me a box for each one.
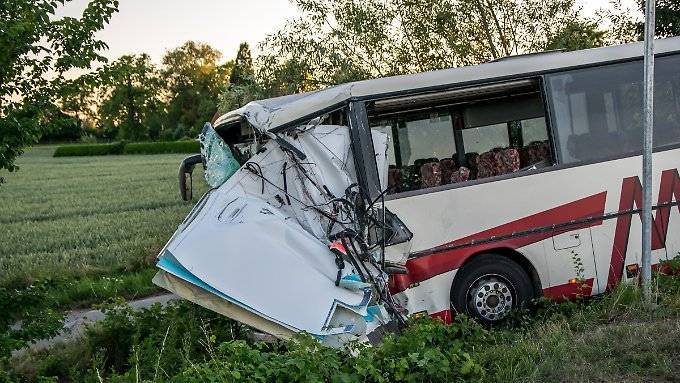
[607,169,680,290]
[542,278,594,301]
[390,192,607,293]
[429,309,452,324]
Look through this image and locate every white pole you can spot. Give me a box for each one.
[641,0,655,303]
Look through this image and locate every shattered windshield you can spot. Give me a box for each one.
[199,123,242,188]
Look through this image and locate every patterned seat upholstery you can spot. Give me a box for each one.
[439,158,458,186]
[450,166,470,183]
[476,151,497,179]
[477,148,520,179]
[519,140,551,167]
[420,162,442,188]
[498,148,520,174]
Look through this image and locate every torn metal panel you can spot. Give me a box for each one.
[156,123,406,346]
[152,270,294,339]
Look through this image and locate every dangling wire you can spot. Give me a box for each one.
[245,162,265,194]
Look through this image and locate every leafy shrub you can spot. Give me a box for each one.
[172,316,487,383]
[52,140,200,157]
[52,142,126,157]
[1,282,64,382]
[20,300,245,382]
[122,140,199,155]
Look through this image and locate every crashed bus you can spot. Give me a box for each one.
[154,37,680,346]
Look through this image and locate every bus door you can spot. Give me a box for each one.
[544,228,599,298]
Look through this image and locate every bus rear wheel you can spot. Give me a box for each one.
[450,254,534,325]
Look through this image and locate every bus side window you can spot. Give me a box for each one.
[655,55,680,148]
[460,93,551,180]
[368,79,555,195]
[371,111,457,194]
[547,54,680,165]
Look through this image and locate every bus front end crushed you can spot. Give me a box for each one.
[154,107,412,347]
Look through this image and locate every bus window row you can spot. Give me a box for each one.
[548,54,680,164]
[370,83,552,194]
[370,54,680,196]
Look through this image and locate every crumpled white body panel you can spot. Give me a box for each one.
[156,125,390,342]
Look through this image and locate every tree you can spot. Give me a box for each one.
[257,0,592,92]
[96,54,164,141]
[636,0,680,38]
[220,42,265,113]
[162,41,231,138]
[38,105,83,143]
[546,19,607,51]
[0,0,119,172]
[229,42,255,86]
[56,71,101,137]
[655,0,680,37]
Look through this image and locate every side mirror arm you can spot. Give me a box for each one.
[179,154,203,201]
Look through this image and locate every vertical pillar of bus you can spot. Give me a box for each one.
[641,0,656,304]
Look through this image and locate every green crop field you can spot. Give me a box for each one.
[0,145,206,307]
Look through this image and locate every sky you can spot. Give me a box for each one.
[56,0,299,66]
[56,0,640,68]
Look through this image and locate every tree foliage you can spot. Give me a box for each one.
[220,42,266,112]
[95,54,164,140]
[655,0,680,37]
[546,19,607,51]
[229,42,255,86]
[0,0,119,172]
[162,41,231,138]
[636,0,680,38]
[256,0,592,92]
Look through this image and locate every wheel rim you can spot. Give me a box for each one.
[466,274,515,321]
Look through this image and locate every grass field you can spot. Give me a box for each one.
[4,147,680,383]
[0,145,205,307]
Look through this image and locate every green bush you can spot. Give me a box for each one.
[52,142,126,157]
[171,316,486,383]
[16,299,486,383]
[122,140,199,155]
[52,140,199,157]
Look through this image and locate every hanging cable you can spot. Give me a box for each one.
[281,162,291,205]
[245,162,265,194]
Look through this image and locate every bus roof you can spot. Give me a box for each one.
[215,36,680,133]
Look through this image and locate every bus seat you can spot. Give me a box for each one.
[420,162,442,188]
[450,166,470,183]
[413,157,438,170]
[519,140,551,167]
[439,158,458,185]
[567,132,625,161]
[498,148,520,174]
[478,148,520,179]
[477,151,497,178]
[566,133,590,160]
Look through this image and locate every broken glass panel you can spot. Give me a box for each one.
[199,123,241,188]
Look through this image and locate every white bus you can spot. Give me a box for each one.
[160,37,680,345]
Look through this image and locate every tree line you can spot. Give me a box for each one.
[50,41,242,143]
[2,0,679,173]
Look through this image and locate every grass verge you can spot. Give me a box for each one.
[0,146,205,308]
[7,270,680,383]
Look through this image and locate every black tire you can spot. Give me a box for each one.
[450,254,534,325]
